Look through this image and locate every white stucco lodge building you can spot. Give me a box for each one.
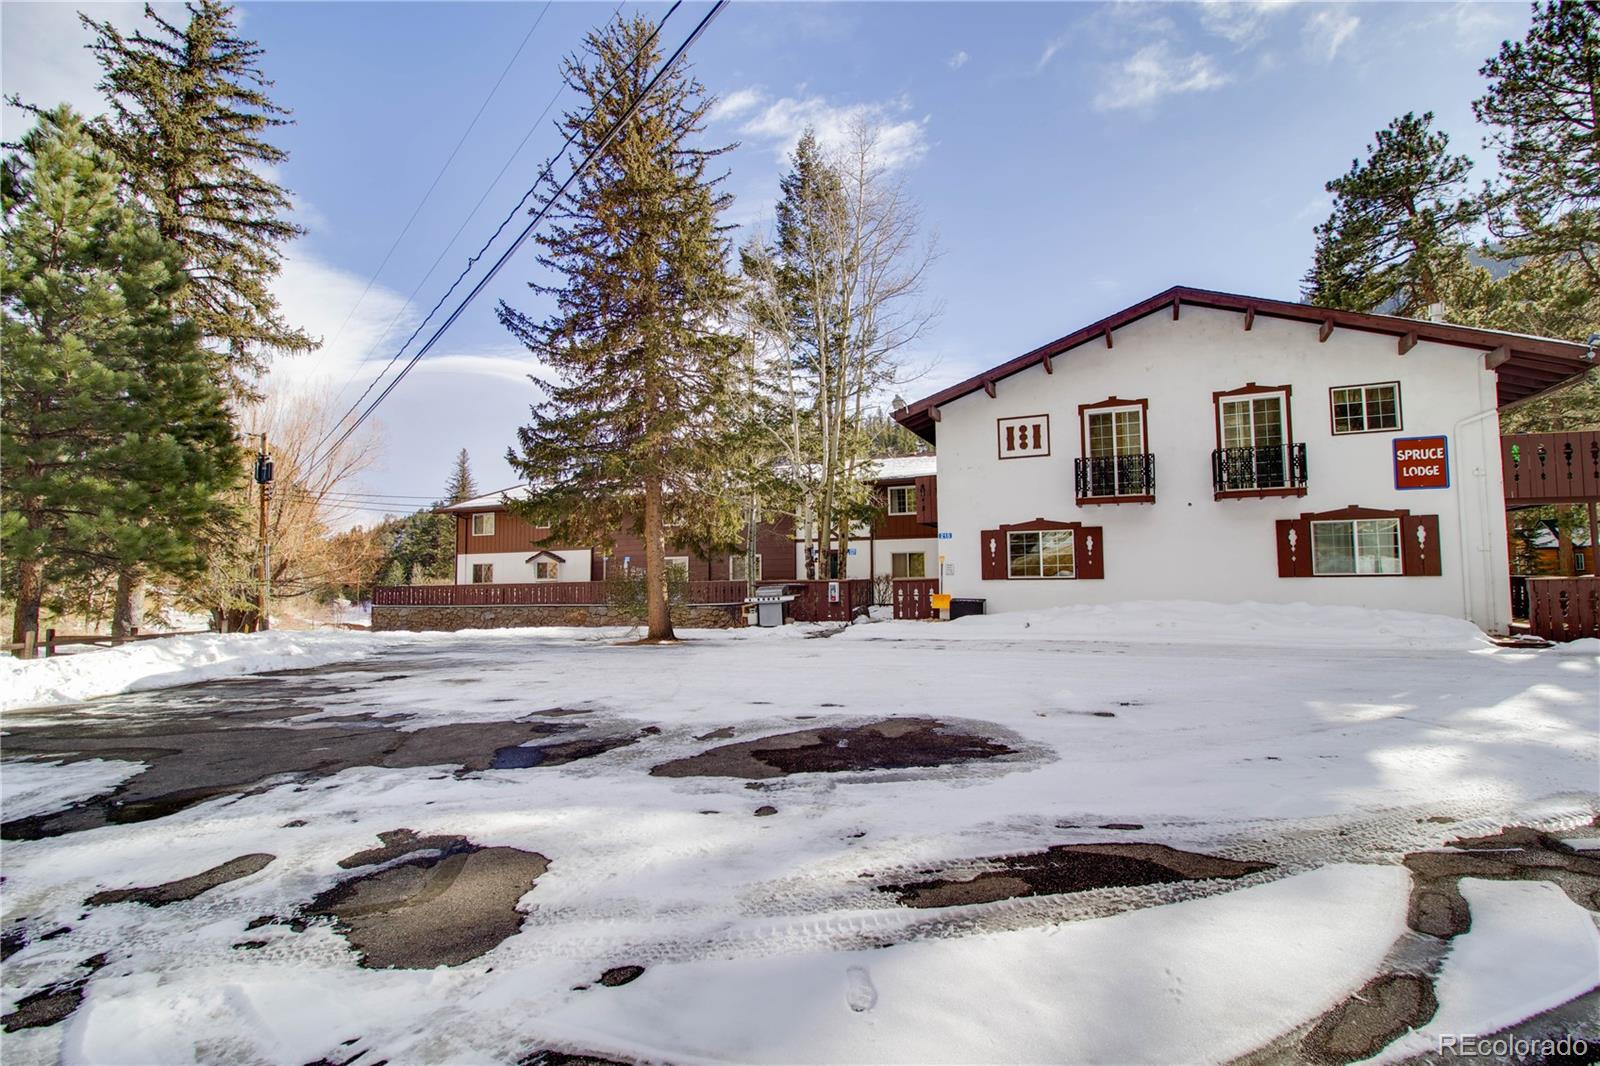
[893,286,1595,633]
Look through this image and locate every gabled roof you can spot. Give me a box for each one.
[893,286,1596,443]
[435,485,532,513]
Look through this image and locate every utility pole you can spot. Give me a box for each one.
[254,432,274,632]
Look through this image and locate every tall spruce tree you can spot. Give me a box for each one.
[444,449,479,503]
[82,0,312,634]
[1303,112,1486,317]
[1475,1,1600,286]
[82,0,313,383]
[499,14,744,641]
[1,107,238,650]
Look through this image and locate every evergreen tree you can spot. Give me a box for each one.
[82,0,313,387]
[1,107,239,649]
[444,449,479,504]
[500,15,744,642]
[1474,1,1600,285]
[1303,112,1486,317]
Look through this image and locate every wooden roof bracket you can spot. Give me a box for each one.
[1243,306,1255,331]
[1171,297,1181,320]
[983,378,996,398]
[1399,331,1418,355]
[1103,329,1113,349]
[929,405,941,422]
[1318,318,1334,343]
[1485,345,1511,371]
[1042,352,1053,374]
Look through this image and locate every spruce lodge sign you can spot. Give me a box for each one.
[1393,435,1450,490]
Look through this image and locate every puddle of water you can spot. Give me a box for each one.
[650,718,1016,779]
[882,842,1274,908]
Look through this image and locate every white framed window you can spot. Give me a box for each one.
[665,556,690,578]
[1219,391,1289,489]
[887,485,918,515]
[1084,404,1148,497]
[997,414,1050,459]
[1331,382,1401,434]
[534,560,559,581]
[471,563,494,583]
[1007,530,1074,579]
[471,512,495,536]
[729,554,763,581]
[1311,518,1402,575]
[891,552,926,579]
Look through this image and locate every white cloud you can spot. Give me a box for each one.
[1198,1,1294,47]
[709,86,766,124]
[412,351,547,388]
[1303,7,1359,62]
[1036,34,1073,73]
[732,91,930,170]
[1093,41,1232,113]
[947,50,969,71]
[266,249,419,397]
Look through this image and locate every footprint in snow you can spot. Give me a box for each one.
[845,965,877,1013]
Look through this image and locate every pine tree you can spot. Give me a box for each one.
[1,107,239,650]
[1303,112,1487,317]
[444,449,479,504]
[82,0,313,386]
[1474,1,1600,285]
[500,15,744,642]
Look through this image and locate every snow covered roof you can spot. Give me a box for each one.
[1529,527,1592,549]
[435,485,532,513]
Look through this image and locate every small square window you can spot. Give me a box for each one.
[471,563,494,584]
[665,556,690,578]
[887,485,918,515]
[891,552,926,578]
[534,560,559,581]
[730,555,763,581]
[1330,383,1401,434]
[471,513,496,536]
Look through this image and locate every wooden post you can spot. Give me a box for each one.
[45,628,55,657]
[1589,501,1598,573]
[22,630,36,660]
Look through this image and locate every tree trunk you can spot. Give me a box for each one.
[642,477,674,642]
[112,570,143,637]
[11,558,43,657]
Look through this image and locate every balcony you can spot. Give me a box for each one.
[1075,454,1155,503]
[1502,432,1600,508]
[1212,443,1308,499]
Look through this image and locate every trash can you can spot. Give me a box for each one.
[751,584,797,627]
[949,598,986,620]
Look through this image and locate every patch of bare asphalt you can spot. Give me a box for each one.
[303,829,548,969]
[649,717,1017,779]
[1403,825,1600,938]
[87,853,275,906]
[880,842,1274,908]
[1298,974,1439,1064]
[0,953,106,1033]
[1,700,640,839]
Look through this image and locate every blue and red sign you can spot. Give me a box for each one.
[1393,435,1450,490]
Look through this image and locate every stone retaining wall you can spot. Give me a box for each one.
[371,603,745,632]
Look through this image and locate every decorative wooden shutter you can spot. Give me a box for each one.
[915,475,938,525]
[979,529,1007,580]
[1275,518,1312,577]
[1076,525,1105,579]
[1401,514,1442,575]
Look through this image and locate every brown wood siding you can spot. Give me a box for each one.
[872,481,937,540]
[456,510,552,555]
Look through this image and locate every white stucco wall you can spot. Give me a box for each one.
[931,305,1511,631]
[454,548,593,585]
[790,537,943,579]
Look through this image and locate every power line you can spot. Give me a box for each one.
[306,0,729,478]
[312,1,555,375]
[304,0,668,470]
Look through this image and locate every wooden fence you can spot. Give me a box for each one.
[1502,432,1600,506]
[892,579,941,620]
[373,580,749,608]
[1526,576,1600,642]
[787,579,874,623]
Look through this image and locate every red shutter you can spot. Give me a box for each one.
[1076,525,1104,579]
[915,475,937,525]
[1276,518,1312,577]
[1401,514,1442,575]
[980,529,1007,580]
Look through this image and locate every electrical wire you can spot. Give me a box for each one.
[304,0,728,478]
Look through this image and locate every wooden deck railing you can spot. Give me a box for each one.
[788,579,874,622]
[892,578,941,620]
[1526,576,1600,642]
[373,580,749,608]
[1503,432,1600,506]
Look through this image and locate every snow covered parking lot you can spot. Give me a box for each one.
[0,604,1596,1064]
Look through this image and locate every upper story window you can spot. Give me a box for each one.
[1008,529,1074,579]
[997,414,1050,459]
[1213,384,1306,497]
[1077,398,1152,501]
[1330,382,1401,434]
[471,563,494,583]
[886,484,918,515]
[471,512,495,536]
[1311,517,1402,575]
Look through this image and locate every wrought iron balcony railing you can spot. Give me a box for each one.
[1075,453,1155,500]
[1212,442,1308,494]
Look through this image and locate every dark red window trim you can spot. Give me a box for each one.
[1327,380,1404,436]
[1213,382,1306,500]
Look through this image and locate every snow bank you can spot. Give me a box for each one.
[537,864,1410,1064]
[0,757,144,820]
[1548,636,1600,657]
[0,630,404,712]
[847,600,1492,651]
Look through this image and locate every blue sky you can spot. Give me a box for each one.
[2,1,1532,522]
